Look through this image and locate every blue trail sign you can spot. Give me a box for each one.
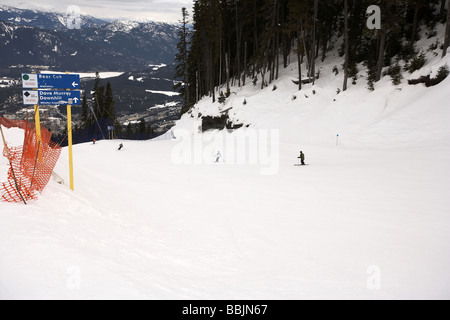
[38,90,81,105]
[22,73,80,89]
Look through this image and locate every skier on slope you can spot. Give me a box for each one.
[298,151,305,165]
[118,143,123,151]
[215,151,222,163]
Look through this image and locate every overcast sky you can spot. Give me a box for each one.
[1,0,192,23]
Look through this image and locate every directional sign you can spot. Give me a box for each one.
[36,73,80,89]
[22,73,80,89]
[22,90,39,105]
[38,90,81,105]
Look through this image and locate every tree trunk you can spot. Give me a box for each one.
[253,0,258,79]
[260,67,266,90]
[196,71,199,103]
[443,1,450,57]
[276,26,280,80]
[218,23,222,89]
[297,25,302,91]
[311,0,318,85]
[316,34,320,59]
[300,19,310,79]
[321,29,328,62]
[410,3,419,47]
[226,52,230,93]
[209,48,215,103]
[343,0,349,91]
[439,0,446,20]
[376,30,386,82]
[235,2,241,87]
[243,41,247,86]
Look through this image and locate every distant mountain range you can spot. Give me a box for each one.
[0,5,182,135]
[0,5,106,30]
[0,5,179,72]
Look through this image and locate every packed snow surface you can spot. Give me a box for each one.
[1,33,450,299]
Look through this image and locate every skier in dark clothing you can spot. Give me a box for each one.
[298,151,305,165]
[118,143,123,151]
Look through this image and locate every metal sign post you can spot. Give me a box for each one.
[67,104,74,191]
[108,126,115,140]
[34,104,42,162]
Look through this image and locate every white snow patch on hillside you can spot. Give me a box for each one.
[148,101,179,110]
[41,71,123,79]
[149,63,167,71]
[145,90,180,96]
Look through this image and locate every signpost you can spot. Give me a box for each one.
[22,72,81,191]
[107,126,115,140]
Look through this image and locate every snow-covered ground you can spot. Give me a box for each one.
[149,101,180,110]
[1,29,450,299]
[149,63,167,71]
[145,89,180,97]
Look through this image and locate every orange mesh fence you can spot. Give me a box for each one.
[0,117,62,203]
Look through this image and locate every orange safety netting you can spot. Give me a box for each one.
[0,117,62,203]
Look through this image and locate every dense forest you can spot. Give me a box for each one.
[175,0,450,115]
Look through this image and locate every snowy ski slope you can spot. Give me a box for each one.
[1,30,449,299]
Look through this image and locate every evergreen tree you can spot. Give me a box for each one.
[92,72,101,119]
[92,72,106,120]
[343,0,349,91]
[146,124,154,137]
[181,0,444,99]
[287,0,307,91]
[126,122,133,139]
[81,94,89,128]
[174,7,191,116]
[444,0,450,57]
[139,119,146,135]
[114,120,122,139]
[104,81,115,120]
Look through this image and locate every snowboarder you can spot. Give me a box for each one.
[118,143,123,151]
[215,151,222,163]
[298,151,305,165]
[93,139,96,144]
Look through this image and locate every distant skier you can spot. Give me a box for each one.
[118,143,123,151]
[215,151,222,163]
[298,151,305,165]
[93,139,96,144]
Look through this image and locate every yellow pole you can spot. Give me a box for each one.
[67,104,74,191]
[34,104,42,162]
